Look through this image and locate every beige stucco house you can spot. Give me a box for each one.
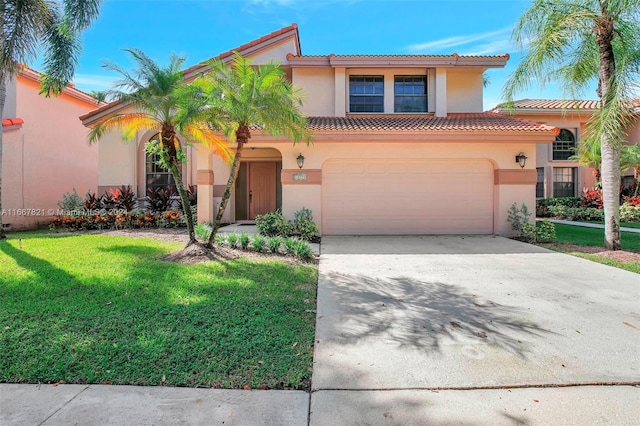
[81,24,557,236]
[493,99,640,199]
[2,67,99,230]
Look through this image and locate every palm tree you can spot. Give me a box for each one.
[0,0,101,238]
[569,138,603,185]
[87,49,232,245]
[503,0,640,250]
[621,142,640,195]
[192,54,312,245]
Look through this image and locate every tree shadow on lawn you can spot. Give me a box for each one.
[321,272,553,358]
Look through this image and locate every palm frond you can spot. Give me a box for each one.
[88,113,159,144]
[182,124,233,165]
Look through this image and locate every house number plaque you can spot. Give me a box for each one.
[292,172,308,181]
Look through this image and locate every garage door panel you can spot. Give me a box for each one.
[322,159,493,235]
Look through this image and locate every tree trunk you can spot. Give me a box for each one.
[167,160,196,245]
[0,75,6,239]
[160,126,195,244]
[596,10,621,250]
[207,125,250,246]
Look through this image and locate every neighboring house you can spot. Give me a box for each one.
[81,24,557,236]
[2,67,99,230]
[493,99,640,199]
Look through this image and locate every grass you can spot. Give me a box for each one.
[541,224,640,274]
[552,223,640,252]
[0,233,318,389]
[586,221,640,229]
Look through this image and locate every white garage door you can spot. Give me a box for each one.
[322,159,494,235]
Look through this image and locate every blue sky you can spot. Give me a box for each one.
[60,0,599,109]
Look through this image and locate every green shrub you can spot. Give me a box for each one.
[227,233,239,248]
[252,234,267,252]
[507,203,532,235]
[255,210,289,237]
[536,197,582,217]
[547,206,604,222]
[268,236,283,253]
[195,223,212,240]
[294,239,314,259]
[57,188,85,213]
[283,237,297,255]
[293,207,319,241]
[214,233,227,246]
[240,232,250,249]
[620,204,640,223]
[535,220,557,242]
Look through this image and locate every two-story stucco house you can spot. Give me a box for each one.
[81,24,557,236]
[2,66,99,230]
[493,99,640,199]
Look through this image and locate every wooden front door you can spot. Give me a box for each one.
[248,162,277,220]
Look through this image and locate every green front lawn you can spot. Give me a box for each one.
[553,223,640,252]
[543,224,640,274]
[0,233,317,389]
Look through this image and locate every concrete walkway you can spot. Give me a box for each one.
[0,384,309,425]
[311,235,640,424]
[542,218,640,233]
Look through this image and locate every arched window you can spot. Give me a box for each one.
[145,135,176,191]
[553,128,576,160]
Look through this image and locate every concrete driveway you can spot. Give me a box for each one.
[311,235,640,425]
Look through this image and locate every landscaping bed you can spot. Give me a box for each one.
[0,232,318,390]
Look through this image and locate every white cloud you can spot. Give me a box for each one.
[405,26,513,54]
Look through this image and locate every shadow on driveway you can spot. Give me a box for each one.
[322,272,551,358]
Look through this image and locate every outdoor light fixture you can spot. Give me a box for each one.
[296,153,305,169]
[515,152,528,169]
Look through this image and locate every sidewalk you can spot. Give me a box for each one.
[0,384,309,426]
[541,218,640,233]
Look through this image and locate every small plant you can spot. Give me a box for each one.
[582,187,603,209]
[620,203,640,222]
[283,237,297,255]
[227,233,239,248]
[268,236,283,253]
[195,223,212,240]
[293,239,314,259]
[535,220,557,242]
[252,234,267,252]
[57,188,84,213]
[507,203,532,236]
[293,207,319,241]
[177,185,198,212]
[240,232,250,250]
[255,210,290,237]
[107,185,137,211]
[145,186,176,212]
[214,233,227,246]
[84,191,104,210]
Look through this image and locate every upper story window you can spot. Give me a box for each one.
[349,75,384,113]
[394,76,427,113]
[553,128,576,160]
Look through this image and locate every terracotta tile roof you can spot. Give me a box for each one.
[493,99,601,111]
[19,66,101,106]
[182,23,300,76]
[2,118,24,127]
[305,113,553,132]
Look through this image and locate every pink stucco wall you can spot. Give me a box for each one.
[2,73,98,229]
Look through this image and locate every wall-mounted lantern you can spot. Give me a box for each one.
[296,153,305,169]
[515,152,528,169]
